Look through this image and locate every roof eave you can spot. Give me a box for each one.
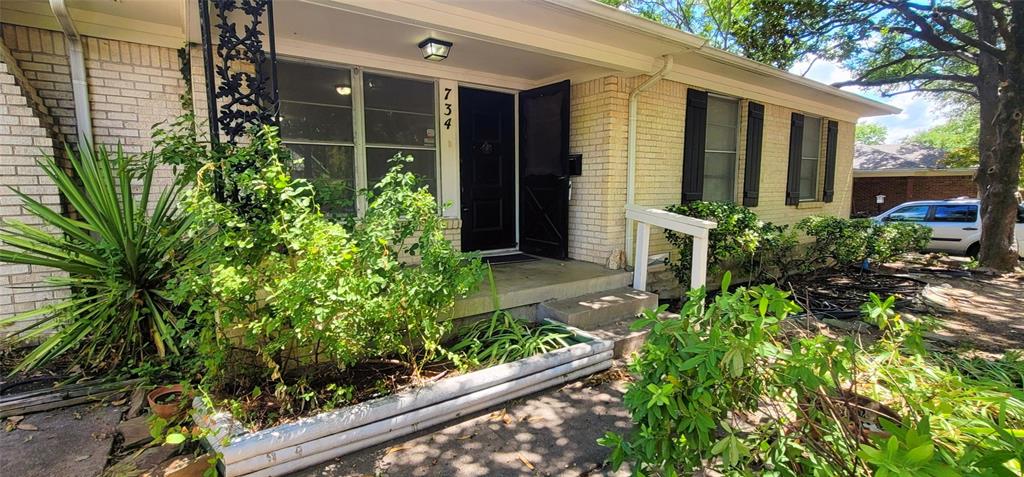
[544,0,900,118]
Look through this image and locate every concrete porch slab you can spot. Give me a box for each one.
[452,259,632,320]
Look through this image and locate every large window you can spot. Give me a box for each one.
[799,116,822,201]
[275,60,437,217]
[703,95,738,202]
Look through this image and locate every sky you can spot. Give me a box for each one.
[789,57,952,144]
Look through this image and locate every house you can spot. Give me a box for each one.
[852,143,977,217]
[0,0,896,327]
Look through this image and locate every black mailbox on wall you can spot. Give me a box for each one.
[568,153,583,176]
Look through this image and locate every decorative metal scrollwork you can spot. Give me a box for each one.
[199,0,279,145]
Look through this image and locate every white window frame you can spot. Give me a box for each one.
[276,56,442,217]
[703,93,741,203]
[799,114,823,201]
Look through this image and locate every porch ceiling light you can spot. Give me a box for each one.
[418,38,452,62]
[335,84,352,96]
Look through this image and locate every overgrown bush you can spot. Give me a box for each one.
[601,278,1024,476]
[663,204,932,290]
[798,215,931,270]
[0,146,203,374]
[177,127,483,400]
[664,201,797,286]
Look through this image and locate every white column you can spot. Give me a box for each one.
[632,222,650,290]
[690,233,710,290]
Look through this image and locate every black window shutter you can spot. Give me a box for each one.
[681,89,708,203]
[822,120,838,203]
[785,112,804,206]
[742,102,765,207]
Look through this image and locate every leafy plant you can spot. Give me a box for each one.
[0,146,202,373]
[603,280,1024,476]
[178,127,483,405]
[600,273,802,474]
[664,201,798,286]
[797,215,931,270]
[449,267,572,368]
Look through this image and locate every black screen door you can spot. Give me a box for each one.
[459,87,516,251]
[519,80,570,259]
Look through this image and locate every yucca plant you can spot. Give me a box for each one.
[0,145,201,373]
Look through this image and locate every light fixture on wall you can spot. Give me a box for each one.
[418,38,452,61]
[335,84,352,95]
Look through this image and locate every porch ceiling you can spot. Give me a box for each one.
[180,0,607,88]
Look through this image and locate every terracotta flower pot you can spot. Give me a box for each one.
[147,384,186,419]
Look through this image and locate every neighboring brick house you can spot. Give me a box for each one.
[851,143,977,217]
[0,0,897,323]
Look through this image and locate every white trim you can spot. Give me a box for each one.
[304,0,664,73]
[0,2,183,48]
[438,78,460,218]
[275,38,536,91]
[352,67,369,216]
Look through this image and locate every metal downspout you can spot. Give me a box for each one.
[49,0,93,148]
[625,54,673,267]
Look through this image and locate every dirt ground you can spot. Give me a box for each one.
[887,254,1024,353]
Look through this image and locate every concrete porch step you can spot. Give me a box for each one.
[537,287,658,331]
[583,311,680,360]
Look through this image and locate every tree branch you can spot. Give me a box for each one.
[882,86,980,100]
[929,9,1005,59]
[832,72,979,88]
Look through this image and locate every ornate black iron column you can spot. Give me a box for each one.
[198,0,280,145]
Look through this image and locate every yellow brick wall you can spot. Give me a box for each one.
[568,74,856,294]
[1,24,186,328]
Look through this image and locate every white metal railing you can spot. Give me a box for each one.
[625,205,718,291]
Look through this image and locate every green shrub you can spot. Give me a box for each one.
[599,273,801,473]
[870,221,932,263]
[797,215,932,269]
[664,201,797,286]
[448,267,572,369]
[0,146,202,373]
[179,127,483,393]
[602,284,1024,476]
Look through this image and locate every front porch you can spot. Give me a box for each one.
[452,258,633,320]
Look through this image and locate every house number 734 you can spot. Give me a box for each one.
[443,87,452,130]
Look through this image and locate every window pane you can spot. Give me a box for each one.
[888,205,929,222]
[285,143,356,218]
[703,151,735,202]
[706,96,738,127]
[932,205,977,222]
[276,60,353,107]
[363,73,436,146]
[802,116,821,158]
[706,124,737,152]
[279,101,353,143]
[799,158,818,200]
[366,147,437,195]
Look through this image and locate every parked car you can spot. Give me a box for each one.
[874,199,1024,258]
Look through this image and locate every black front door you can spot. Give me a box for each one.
[519,80,570,259]
[459,87,516,252]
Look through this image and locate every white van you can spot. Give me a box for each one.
[875,199,1024,258]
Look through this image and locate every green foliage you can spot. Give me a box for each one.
[905,110,981,167]
[0,146,202,374]
[603,284,1024,476]
[449,268,572,369]
[797,215,931,269]
[664,201,797,286]
[599,273,802,474]
[605,0,838,69]
[177,126,484,395]
[856,122,889,145]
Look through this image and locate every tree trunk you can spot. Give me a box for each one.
[974,3,1022,271]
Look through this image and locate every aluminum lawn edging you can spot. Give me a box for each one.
[194,327,613,476]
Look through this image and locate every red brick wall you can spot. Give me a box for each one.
[852,174,977,217]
